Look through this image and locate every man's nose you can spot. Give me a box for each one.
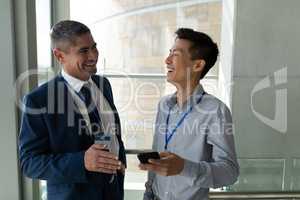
[165,54,172,65]
[88,49,98,61]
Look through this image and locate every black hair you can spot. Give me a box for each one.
[175,28,219,79]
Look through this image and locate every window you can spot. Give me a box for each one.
[70,0,222,191]
[35,0,52,199]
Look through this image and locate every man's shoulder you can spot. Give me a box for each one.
[91,74,110,87]
[158,94,174,106]
[202,93,223,105]
[201,93,231,115]
[160,94,173,102]
[25,76,61,103]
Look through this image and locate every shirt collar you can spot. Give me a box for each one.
[61,69,92,93]
[167,84,205,109]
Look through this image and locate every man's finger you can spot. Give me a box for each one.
[139,164,147,170]
[96,150,119,160]
[92,144,107,150]
[148,158,168,167]
[95,162,121,171]
[96,167,117,174]
[119,164,126,175]
[139,163,167,174]
[159,151,171,157]
[97,157,122,167]
[139,163,154,170]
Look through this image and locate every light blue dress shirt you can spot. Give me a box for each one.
[144,84,239,200]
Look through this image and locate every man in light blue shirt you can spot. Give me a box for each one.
[139,28,239,200]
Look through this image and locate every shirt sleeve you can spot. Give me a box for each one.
[180,103,239,188]
[19,95,88,183]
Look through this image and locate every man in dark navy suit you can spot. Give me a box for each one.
[19,20,126,200]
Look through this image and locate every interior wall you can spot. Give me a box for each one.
[0,0,21,199]
[232,0,300,190]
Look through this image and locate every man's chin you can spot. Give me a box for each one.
[166,75,176,83]
[166,78,176,85]
[89,67,97,75]
[167,77,183,88]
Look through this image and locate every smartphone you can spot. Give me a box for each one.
[137,151,160,164]
[94,133,111,152]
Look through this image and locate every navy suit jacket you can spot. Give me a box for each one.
[19,75,126,200]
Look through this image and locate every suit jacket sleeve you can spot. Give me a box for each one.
[19,95,88,183]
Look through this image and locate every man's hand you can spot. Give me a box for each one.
[139,152,184,176]
[84,144,121,174]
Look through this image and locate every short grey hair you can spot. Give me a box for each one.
[50,20,90,50]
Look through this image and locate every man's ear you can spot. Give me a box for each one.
[53,48,65,64]
[193,59,206,73]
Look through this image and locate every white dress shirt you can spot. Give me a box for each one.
[61,69,119,156]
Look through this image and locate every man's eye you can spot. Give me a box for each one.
[79,49,88,53]
[169,49,179,56]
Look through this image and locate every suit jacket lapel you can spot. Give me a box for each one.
[55,75,86,131]
[91,75,122,138]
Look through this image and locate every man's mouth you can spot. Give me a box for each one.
[167,67,174,73]
[84,63,96,68]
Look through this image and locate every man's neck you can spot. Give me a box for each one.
[175,81,199,108]
[62,68,90,81]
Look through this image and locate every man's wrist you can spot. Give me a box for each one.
[179,159,202,178]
